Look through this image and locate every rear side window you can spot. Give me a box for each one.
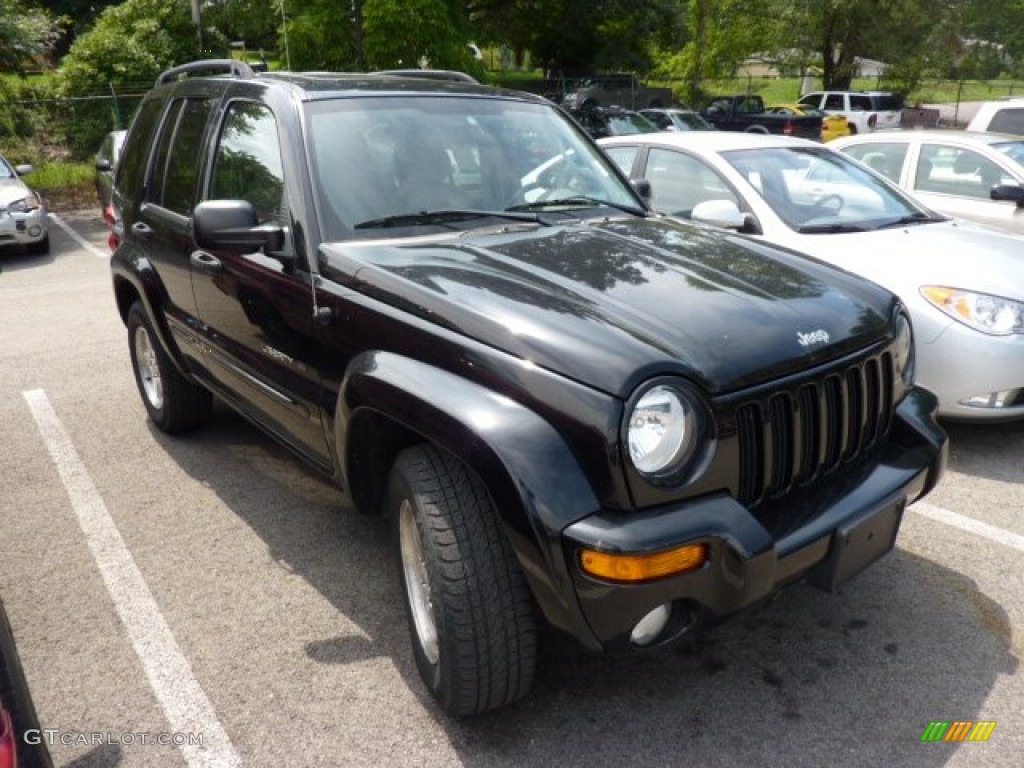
[146,98,214,215]
[988,108,1024,135]
[824,94,845,110]
[849,95,872,111]
[870,94,903,111]
[115,99,163,197]
[843,143,907,182]
[161,99,214,215]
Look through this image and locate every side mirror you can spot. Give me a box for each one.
[691,199,748,230]
[990,183,1024,207]
[192,200,286,254]
[96,159,112,172]
[631,178,652,204]
[14,164,33,176]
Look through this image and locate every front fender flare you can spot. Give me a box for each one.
[337,350,605,647]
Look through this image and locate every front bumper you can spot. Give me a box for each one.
[561,387,947,649]
[0,207,48,249]
[917,320,1024,421]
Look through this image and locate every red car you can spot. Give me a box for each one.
[0,600,51,768]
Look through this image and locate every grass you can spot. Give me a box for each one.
[28,162,98,211]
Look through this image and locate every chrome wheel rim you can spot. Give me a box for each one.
[399,499,439,664]
[133,325,163,410]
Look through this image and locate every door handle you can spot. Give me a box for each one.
[190,250,222,273]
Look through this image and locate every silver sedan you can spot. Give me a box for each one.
[830,129,1024,235]
[599,130,1024,421]
[0,154,48,255]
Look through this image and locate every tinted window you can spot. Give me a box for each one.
[823,94,845,110]
[211,102,286,225]
[869,94,903,111]
[115,99,163,197]
[148,100,184,206]
[989,108,1024,135]
[849,95,872,111]
[162,99,214,215]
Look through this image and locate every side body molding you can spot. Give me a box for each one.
[336,350,606,647]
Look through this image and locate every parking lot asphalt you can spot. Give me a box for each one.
[1,211,1022,767]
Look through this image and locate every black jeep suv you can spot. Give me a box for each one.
[110,60,946,716]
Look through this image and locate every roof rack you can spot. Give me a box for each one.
[156,59,256,87]
[371,69,479,84]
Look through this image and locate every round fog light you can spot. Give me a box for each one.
[630,603,671,646]
[28,226,42,237]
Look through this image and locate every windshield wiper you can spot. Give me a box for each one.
[506,196,647,217]
[874,213,944,229]
[796,222,871,234]
[354,209,543,230]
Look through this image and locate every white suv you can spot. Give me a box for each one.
[966,99,1024,135]
[798,90,903,134]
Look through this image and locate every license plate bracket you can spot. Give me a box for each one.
[807,497,906,592]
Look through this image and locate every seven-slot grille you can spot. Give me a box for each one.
[735,351,895,506]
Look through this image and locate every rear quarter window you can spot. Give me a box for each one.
[115,99,163,197]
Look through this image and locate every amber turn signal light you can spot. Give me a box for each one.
[580,543,707,582]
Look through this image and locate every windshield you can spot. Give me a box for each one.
[993,140,1024,166]
[306,95,640,240]
[721,146,938,232]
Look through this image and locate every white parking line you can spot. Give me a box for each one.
[49,212,109,259]
[22,389,241,768]
[911,501,1024,553]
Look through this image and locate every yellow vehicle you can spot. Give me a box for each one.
[767,103,852,142]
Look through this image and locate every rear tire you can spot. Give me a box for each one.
[127,301,211,433]
[388,444,536,716]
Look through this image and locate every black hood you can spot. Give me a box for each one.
[320,217,894,397]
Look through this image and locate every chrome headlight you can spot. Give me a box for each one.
[626,384,700,478]
[893,310,915,388]
[920,286,1024,336]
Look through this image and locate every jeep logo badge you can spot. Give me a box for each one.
[797,329,830,347]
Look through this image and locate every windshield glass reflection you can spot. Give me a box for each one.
[721,146,934,232]
[306,96,639,240]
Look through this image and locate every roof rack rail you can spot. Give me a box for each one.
[156,59,256,87]
[371,69,479,84]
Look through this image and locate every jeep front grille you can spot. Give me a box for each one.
[736,352,895,506]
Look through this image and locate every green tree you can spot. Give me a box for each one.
[204,0,281,54]
[57,0,227,153]
[363,0,474,70]
[0,0,61,73]
[285,0,360,70]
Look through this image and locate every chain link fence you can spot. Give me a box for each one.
[0,82,150,161]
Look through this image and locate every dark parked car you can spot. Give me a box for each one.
[110,59,946,716]
[94,129,127,216]
[566,105,659,139]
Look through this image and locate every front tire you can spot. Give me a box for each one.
[26,234,49,255]
[126,301,211,433]
[388,445,536,716]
